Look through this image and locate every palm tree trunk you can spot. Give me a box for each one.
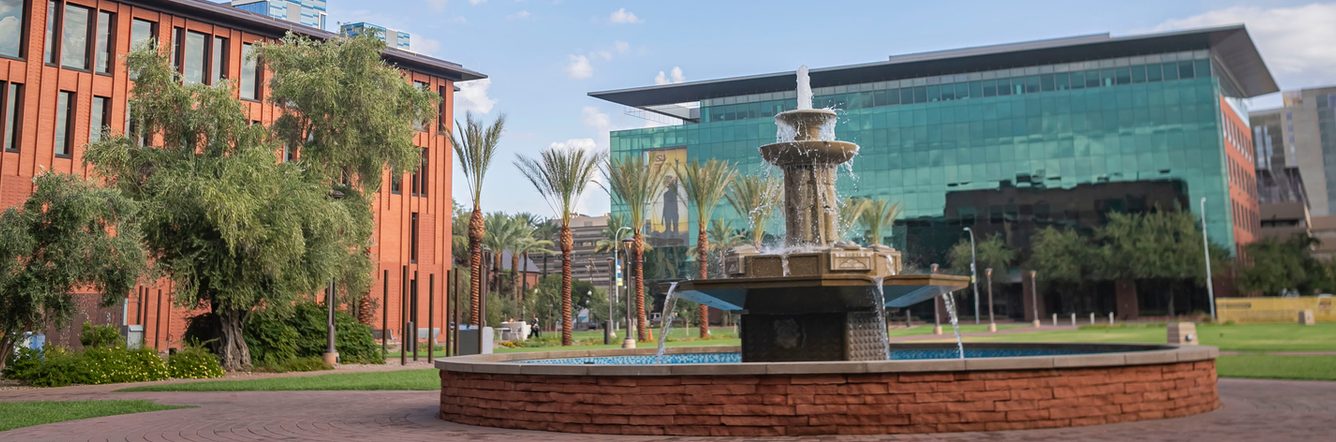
[560,225,574,346]
[468,208,484,326]
[697,227,711,339]
[635,232,652,342]
[512,253,521,303]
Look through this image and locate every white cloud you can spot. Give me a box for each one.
[468,0,488,5]
[566,54,593,79]
[548,138,599,152]
[506,10,531,20]
[593,50,613,61]
[455,78,496,115]
[582,106,611,132]
[614,40,630,54]
[1150,3,1336,90]
[426,0,449,12]
[654,66,686,85]
[413,36,442,55]
[609,8,641,24]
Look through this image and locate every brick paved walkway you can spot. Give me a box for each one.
[0,377,1331,441]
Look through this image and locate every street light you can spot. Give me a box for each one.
[615,227,635,348]
[963,227,981,324]
[1200,197,1216,321]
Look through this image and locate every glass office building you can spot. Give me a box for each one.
[593,27,1275,270]
[340,22,412,51]
[231,0,328,30]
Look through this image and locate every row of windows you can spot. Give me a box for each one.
[41,1,113,73]
[705,59,1213,123]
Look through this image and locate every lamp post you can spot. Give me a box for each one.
[1030,270,1041,328]
[611,226,630,342]
[963,227,980,324]
[1200,197,1217,321]
[619,232,636,349]
[985,268,996,332]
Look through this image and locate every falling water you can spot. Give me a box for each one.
[780,253,791,277]
[654,282,681,361]
[940,290,965,359]
[870,278,890,360]
[796,65,813,110]
[884,255,897,276]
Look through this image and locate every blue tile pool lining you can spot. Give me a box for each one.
[520,347,1112,365]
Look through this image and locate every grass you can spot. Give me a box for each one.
[0,400,184,431]
[119,369,439,392]
[946,323,1336,353]
[1216,355,1336,381]
[889,323,1024,337]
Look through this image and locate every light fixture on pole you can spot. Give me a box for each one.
[619,230,636,349]
[1200,197,1216,321]
[963,227,980,324]
[1030,270,1041,328]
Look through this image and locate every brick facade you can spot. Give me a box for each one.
[439,360,1219,436]
[0,0,479,350]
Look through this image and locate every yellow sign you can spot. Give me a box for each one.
[1216,297,1335,324]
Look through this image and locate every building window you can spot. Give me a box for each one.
[211,36,228,84]
[129,18,155,48]
[410,212,419,263]
[54,91,74,157]
[240,43,260,100]
[391,173,402,194]
[44,1,56,63]
[170,27,183,71]
[1,0,26,59]
[90,96,109,143]
[2,83,20,152]
[57,2,91,70]
[413,148,428,196]
[412,81,429,131]
[437,85,447,132]
[94,11,112,74]
[183,30,206,84]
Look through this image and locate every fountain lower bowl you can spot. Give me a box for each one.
[436,343,1220,436]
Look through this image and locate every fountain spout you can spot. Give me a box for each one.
[796,65,813,110]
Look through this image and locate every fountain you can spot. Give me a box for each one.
[436,66,1221,437]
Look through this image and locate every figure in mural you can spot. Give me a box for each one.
[661,175,681,236]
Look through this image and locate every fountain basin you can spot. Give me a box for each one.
[436,343,1220,436]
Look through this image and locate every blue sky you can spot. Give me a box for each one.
[319,0,1336,216]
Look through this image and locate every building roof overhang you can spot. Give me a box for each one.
[125,0,486,82]
[590,25,1276,109]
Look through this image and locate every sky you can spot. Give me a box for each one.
[314,0,1336,217]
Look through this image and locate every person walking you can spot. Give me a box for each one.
[529,316,541,339]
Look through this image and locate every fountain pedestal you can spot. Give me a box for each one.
[676,108,969,362]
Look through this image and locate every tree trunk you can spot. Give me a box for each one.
[512,253,521,303]
[0,333,17,371]
[561,225,574,346]
[635,232,652,342]
[493,252,503,297]
[356,295,373,325]
[697,227,711,339]
[217,308,252,371]
[468,208,485,326]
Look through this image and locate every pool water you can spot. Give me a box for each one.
[521,347,1109,365]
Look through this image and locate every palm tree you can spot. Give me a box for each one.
[450,202,469,264]
[603,155,668,342]
[839,197,870,243]
[860,198,902,246]
[676,160,736,338]
[511,223,554,303]
[451,113,506,327]
[703,218,746,269]
[725,175,783,248]
[515,147,603,346]
[482,212,520,299]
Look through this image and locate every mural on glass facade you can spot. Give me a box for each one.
[646,147,689,246]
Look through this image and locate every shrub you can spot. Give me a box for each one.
[289,303,383,364]
[80,322,123,349]
[185,302,382,368]
[168,346,224,379]
[3,346,168,386]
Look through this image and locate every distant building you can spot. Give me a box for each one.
[340,22,412,51]
[556,214,615,287]
[231,0,328,30]
[1250,87,1336,215]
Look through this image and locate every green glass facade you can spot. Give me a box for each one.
[610,50,1247,266]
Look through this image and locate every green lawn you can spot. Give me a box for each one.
[889,323,1024,337]
[119,369,439,392]
[1216,355,1336,381]
[947,323,1336,353]
[0,400,184,431]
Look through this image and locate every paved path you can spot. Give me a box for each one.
[0,378,1332,441]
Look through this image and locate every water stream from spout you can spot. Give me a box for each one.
[654,282,681,362]
[780,253,791,277]
[796,65,812,110]
[870,278,890,360]
[940,290,965,359]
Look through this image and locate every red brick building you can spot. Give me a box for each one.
[0,0,482,350]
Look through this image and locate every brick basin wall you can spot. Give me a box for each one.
[439,360,1219,436]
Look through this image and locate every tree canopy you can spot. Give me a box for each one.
[0,173,147,367]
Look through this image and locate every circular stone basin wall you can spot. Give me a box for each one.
[436,344,1219,437]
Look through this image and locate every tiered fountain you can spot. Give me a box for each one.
[436,67,1221,437]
